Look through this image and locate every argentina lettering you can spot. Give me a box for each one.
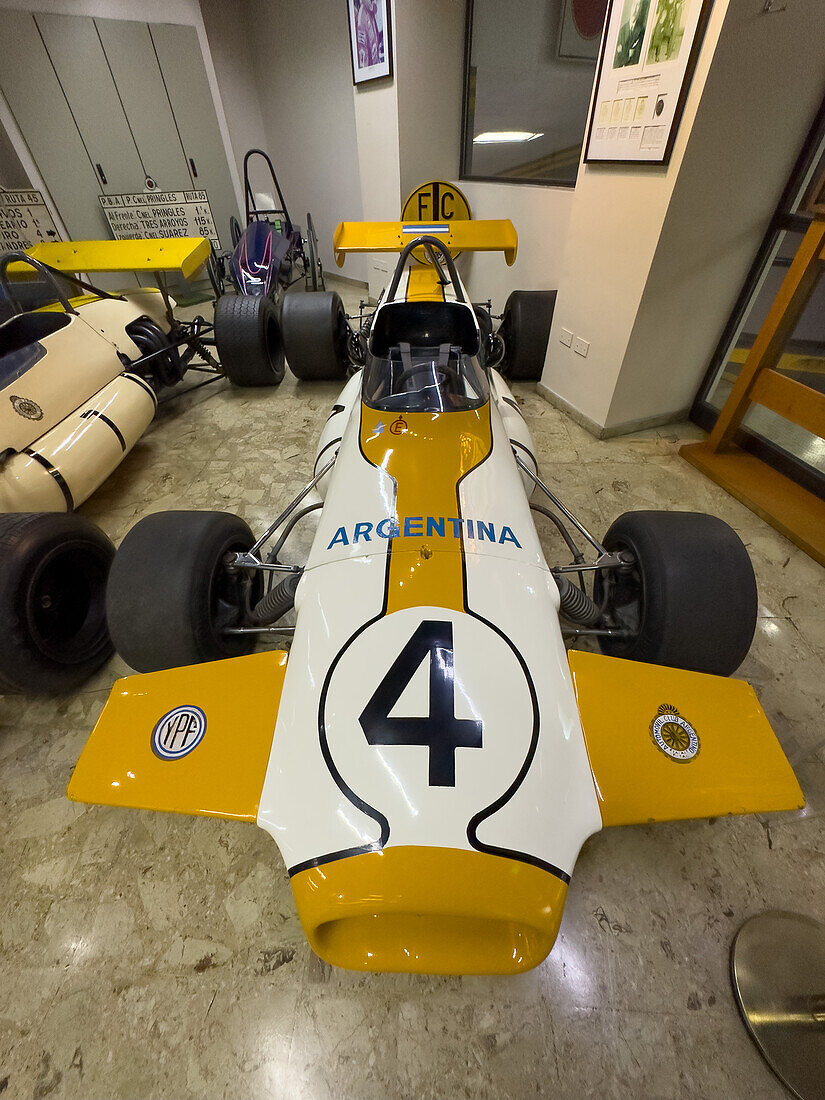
[327,516,522,549]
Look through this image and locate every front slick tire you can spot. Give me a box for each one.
[214,293,285,386]
[593,510,757,676]
[281,290,349,380]
[0,513,114,695]
[106,511,261,673]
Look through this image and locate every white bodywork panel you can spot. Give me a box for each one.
[258,385,602,879]
[1,288,171,510]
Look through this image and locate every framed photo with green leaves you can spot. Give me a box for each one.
[584,0,713,165]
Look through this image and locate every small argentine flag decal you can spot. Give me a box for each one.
[402,223,449,233]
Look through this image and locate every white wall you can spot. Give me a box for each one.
[244,0,366,284]
[607,0,825,428]
[390,0,575,312]
[540,0,825,434]
[352,0,401,297]
[395,0,463,196]
[199,0,268,192]
[458,179,574,310]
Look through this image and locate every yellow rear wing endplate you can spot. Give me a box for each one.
[333,219,518,267]
[8,237,211,280]
[569,650,803,826]
[68,649,287,822]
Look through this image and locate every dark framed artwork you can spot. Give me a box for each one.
[347,0,393,85]
[584,0,713,165]
[558,0,609,62]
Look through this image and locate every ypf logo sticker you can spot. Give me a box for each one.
[151,705,206,760]
[650,704,699,762]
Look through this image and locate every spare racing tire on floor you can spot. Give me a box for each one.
[499,290,557,381]
[107,511,263,673]
[281,290,350,380]
[592,510,758,676]
[0,513,114,694]
[214,293,285,386]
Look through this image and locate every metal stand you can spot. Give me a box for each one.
[731,911,825,1100]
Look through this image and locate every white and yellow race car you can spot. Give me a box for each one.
[68,222,803,975]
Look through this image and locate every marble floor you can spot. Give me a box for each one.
[1,279,824,1100]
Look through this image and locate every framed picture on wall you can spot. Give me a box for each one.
[347,0,393,85]
[584,0,713,165]
[558,0,609,62]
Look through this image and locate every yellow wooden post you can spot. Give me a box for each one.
[706,220,825,452]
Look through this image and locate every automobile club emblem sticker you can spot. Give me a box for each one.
[650,703,700,762]
[10,394,43,421]
[151,705,206,760]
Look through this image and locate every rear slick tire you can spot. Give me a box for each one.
[214,293,285,386]
[282,290,349,380]
[499,290,556,381]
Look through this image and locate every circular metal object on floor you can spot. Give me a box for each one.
[731,911,825,1100]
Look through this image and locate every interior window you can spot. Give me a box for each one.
[462,0,608,186]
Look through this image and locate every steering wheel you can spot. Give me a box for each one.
[396,362,462,390]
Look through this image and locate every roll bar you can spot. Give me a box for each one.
[243,148,293,234]
[385,236,466,304]
[0,252,78,316]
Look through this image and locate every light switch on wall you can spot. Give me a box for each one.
[560,328,573,347]
[573,337,590,357]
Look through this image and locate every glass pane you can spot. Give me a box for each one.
[463,0,608,186]
[704,226,825,475]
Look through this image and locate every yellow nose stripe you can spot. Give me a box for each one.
[360,405,492,612]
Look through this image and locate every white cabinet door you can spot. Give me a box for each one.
[34,12,145,195]
[94,18,193,193]
[150,23,239,251]
[0,9,109,239]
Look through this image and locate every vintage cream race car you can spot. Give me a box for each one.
[0,238,287,695]
[68,223,803,975]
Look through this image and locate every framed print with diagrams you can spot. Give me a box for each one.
[584,0,713,165]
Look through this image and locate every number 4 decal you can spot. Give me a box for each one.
[359,620,483,786]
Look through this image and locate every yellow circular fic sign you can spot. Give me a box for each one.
[401,180,472,224]
[401,180,472,261]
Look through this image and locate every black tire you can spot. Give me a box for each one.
[230,215,243,248]
[214,293,285,386]
[0,513,114,695]
[107,511,262,673]
[593,511,758,676]
[282,290,349,380]
[126,315,183,388]
[499,290,557,380]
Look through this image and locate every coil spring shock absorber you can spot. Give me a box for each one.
[554,572,602,627]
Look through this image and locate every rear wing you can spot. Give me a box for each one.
[333,220,518,267]
[7,237,211,280]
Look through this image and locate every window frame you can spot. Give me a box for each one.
[459,0,594,189]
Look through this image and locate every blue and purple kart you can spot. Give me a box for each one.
[213,149,325,387]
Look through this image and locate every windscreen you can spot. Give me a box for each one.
[362,342,490,413]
